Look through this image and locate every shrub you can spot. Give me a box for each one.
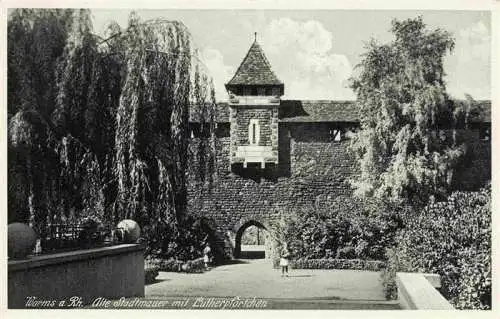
[269,196,406,261]
[77,215,105,247]
[183,258,205,273]
[145,265,159,284]
[142,216,224,264]
[144,256,160,283]
[382,186,491,309]
[288,258,385,271]
[381,248,410,300]
[148,257,206,273]
[156,258,184,272]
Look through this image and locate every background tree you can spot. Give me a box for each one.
[349,16,464,204]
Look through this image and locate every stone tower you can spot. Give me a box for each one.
[225,36,284,169]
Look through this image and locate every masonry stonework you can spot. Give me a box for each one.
[235,108,272,146]
[186,38,491,260]
[187,125,490,259]
[188,123,359,259]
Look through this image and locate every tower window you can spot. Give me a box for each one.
[248,119,260,145]
[257,87,266,96]
[271,87,280,96]
[243,87,252,96]
[252,124,256,144]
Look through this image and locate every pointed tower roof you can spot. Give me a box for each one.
[226,39,283,86]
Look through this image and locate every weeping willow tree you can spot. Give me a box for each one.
[349,17,467,205]
[8,9,218,258]
[112,14,216,256]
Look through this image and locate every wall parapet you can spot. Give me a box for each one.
[396,272,454,310]
[8,244,145,308]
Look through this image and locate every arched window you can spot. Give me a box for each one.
[248,119,260,145]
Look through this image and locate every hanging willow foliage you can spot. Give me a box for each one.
[114,14,193,224]
[110,14,217,256]
[7,9,73,118]
[52,10,110,225]
[8,9,80,236]
[191,63,218,186]
[186,63,219,219]
[9,110,52,234]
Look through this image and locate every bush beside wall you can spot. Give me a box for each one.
[382,186,491,310]
[269,196,406,262]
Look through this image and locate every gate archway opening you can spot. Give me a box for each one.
[234,220,270,259]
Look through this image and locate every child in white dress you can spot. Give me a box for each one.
[203,244,211,270]
[280,243,290,277]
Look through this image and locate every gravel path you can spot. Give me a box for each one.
[145,259,386,301]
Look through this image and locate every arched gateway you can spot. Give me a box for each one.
[233,220,272,259]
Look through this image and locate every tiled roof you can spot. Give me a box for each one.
[226,40,283,86]
[279,100,359,123]
[189,100,490,124]
[278,100,491,124]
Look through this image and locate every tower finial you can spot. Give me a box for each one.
[254,32,257,42]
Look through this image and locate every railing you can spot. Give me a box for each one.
[34,223,125,256]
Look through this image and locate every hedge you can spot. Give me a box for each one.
[147,257,206,273]
[382,186,491,310]
[273,258,385,271]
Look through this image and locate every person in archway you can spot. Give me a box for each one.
[280,242,291,277]
[203,243,212,270]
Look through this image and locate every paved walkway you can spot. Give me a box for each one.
[146,259,386,301]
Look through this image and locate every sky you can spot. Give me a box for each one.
[91,10,491,101]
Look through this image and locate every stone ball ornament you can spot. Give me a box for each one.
[8,223,38,259]
[116,219,141,243]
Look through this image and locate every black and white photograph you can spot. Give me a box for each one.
[3,0,496,315]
